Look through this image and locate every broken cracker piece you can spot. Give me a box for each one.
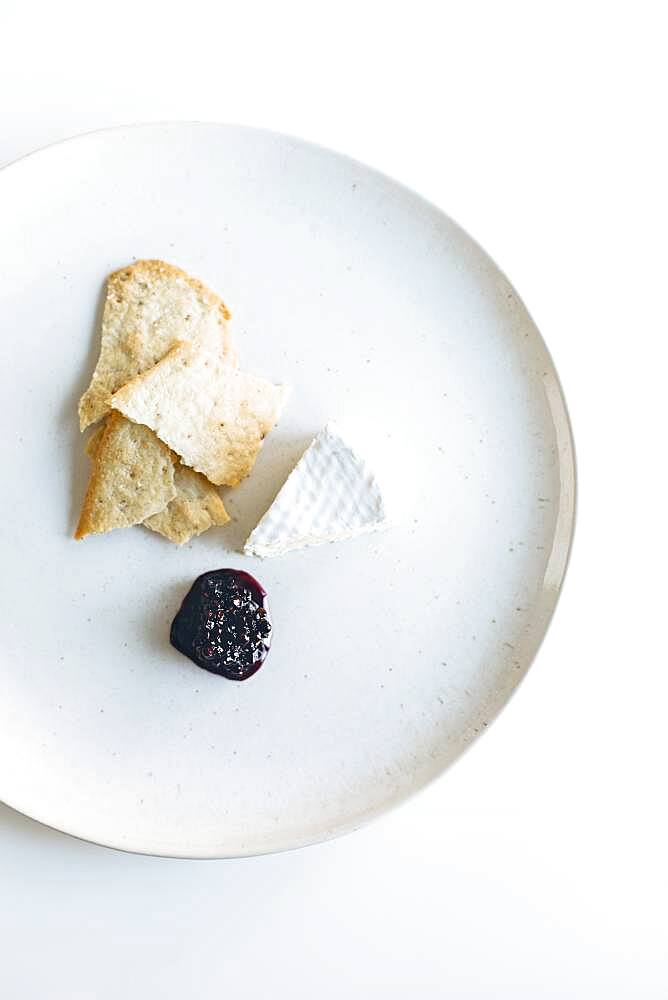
[75,412,176,539]
[144,464,230,544]
[84,424,105,459]
[78,259,237,431]
[111,342,290,486]
[86,421,229,543]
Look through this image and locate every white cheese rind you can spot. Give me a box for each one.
[243,424,388,558]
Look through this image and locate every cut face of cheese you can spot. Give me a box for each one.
[244,425,388,558]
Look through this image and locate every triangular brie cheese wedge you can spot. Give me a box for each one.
[244,424,388,558]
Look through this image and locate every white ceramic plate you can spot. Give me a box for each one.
[0,124,575,857]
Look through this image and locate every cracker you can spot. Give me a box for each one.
[78,260,236,431]
[75,413,176,539]
[83,421,229,543]
[144,464,230,544]
[111,342,290,486]
[84,425,105,459]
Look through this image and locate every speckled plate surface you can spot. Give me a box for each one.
[0,124,575,857]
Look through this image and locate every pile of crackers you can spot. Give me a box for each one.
[76,260,289,545]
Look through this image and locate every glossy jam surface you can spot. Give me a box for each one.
[170,569,272,680]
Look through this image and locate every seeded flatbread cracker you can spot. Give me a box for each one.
[111,342,290,486]
[75,412,176,539]
[85,421,229,543]
[144,465,230,544]
[78,260,236,431]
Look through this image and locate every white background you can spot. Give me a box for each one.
[1,2,666,997]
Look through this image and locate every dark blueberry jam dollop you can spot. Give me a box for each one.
[170,569,272,681]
